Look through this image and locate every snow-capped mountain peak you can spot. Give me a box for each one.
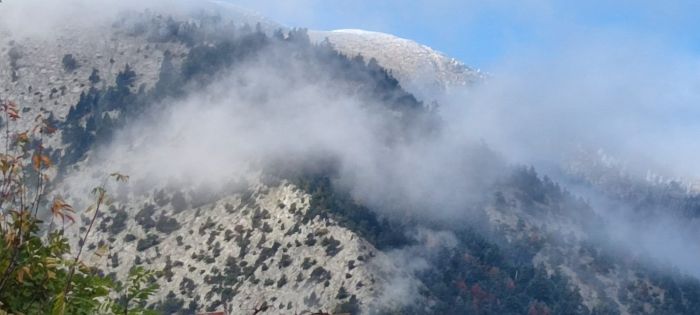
[309,29,483,102]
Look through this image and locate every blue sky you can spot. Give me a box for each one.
[230,0,700,69]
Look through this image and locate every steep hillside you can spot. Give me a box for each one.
[73,179,411,313]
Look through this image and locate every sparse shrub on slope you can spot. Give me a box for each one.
[62,54,80,72]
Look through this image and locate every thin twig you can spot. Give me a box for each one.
[62,187,106,300]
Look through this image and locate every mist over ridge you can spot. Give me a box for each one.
[2,1,700,314]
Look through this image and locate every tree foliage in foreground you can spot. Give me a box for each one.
[0,100,159,315]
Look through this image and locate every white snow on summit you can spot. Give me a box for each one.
[202,3,483,101]
[310,29,483,101]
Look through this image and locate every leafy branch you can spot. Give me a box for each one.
[0,100,160,315]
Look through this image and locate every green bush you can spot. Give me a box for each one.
[62,54,79,72]
[155,216,181,234]
[110,208,129,235]
[136,234,161,252]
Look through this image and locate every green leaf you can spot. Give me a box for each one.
[51,293,65,315]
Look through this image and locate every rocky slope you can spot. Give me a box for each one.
[0,18,188,151]
[70,179,412,313]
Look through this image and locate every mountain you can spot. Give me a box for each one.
[309,29,483,102]
[1,11,428,314]
[2,4,700,315]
